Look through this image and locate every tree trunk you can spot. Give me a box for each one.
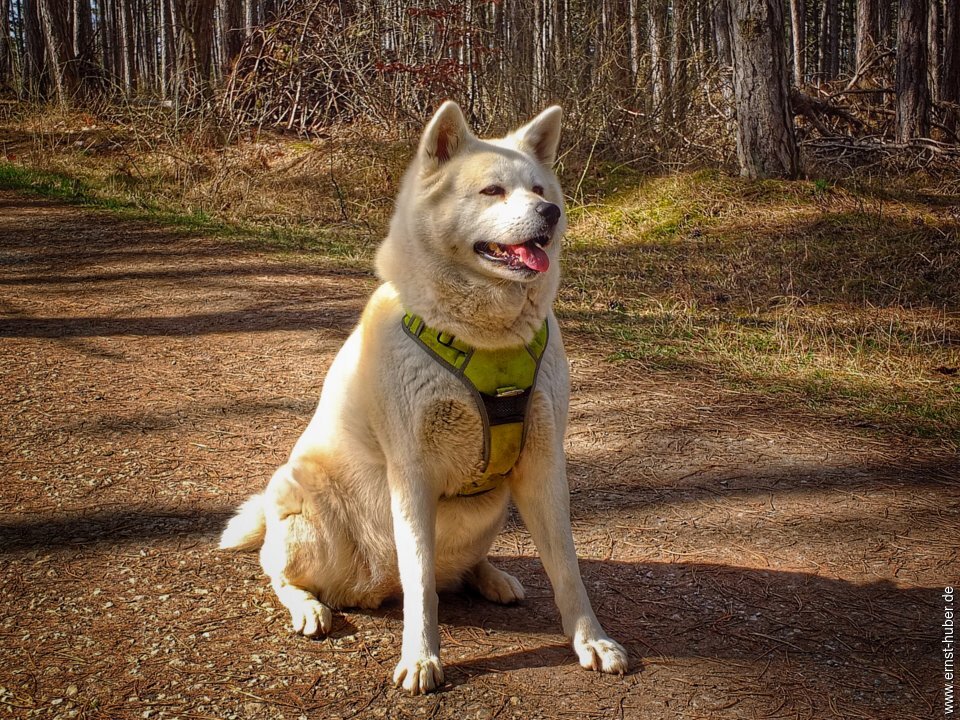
[927,0,941,101]
[727,0,799,178]
[895,0,930,140]
[119,0,135,94]
[174,0,217,103]
[532,0,542,106]
[855,0,878,70]
[818,0,841,79]
[0,0,10,91]
[244,0,257,37]
[671,0,690,126]
[713,0,736,114]
[37,0,81,103]
[23,0,47,97]
[108,0,125,91]
[878,0,894,48]
[221,0,244,75]
[713,0,732,66]
[789,0,806,84]
[628,0,640,85]
[161,0,176,100]
[648,0,669,117]
[99,0,113,83]
[71,0,96,98]
[828,0,841,77]
[940,0,959,133]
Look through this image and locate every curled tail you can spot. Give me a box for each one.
[219,494,266,551]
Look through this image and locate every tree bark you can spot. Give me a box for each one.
[855,0,878,71]
[70,0,96,98]
[727,0,799,178]
[648,0,669,116]
[789,0,806,84]
[927,0,941,101]
[37,0,81,103]
[878,0,894,48]
[0,0,10,91]
[628,0,640,84]
[819,0,841,79]
[244,0,257,37]
[173,0,217,103]
[161,0,176,100]
[671,0,690,126]
[941,0,959,133]
[221,0,244,75]
[713,0,735,115]
[23,0,46,97]
[119,0,135,94]
[895,0,930,140]
[828,0,841,77]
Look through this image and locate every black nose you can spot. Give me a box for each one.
[536,201,561,227]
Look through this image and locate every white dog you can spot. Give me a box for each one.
[220,101,628,694]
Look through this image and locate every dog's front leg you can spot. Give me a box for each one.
[389,465,444,694]
[511,441,629,674]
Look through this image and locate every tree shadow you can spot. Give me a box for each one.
[349,554,941,713]
[0,303,361,338]
[0,506,235,553]
[0,263,368,287]
[3,447,955,553]
[564,454,958,518]
[56,396,318,434]
[446,556,939,714]
[0,499,945,713]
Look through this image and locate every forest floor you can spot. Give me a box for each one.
[1,186,958,720]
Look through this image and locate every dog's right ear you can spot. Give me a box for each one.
[418,101,473,171]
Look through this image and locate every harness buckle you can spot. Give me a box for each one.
[495,386,525,398]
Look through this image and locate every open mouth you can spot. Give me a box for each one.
[473,236,551,273]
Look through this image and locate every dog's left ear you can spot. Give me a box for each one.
[419,101,474,171]
[512,106,563,167]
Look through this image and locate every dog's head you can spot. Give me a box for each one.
[376,102,565,346]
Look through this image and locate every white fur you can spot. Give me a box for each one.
[220,102,628,694]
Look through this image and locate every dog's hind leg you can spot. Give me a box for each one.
[465,559,525,604]
[259,462,335,637]
[271,578,333,636]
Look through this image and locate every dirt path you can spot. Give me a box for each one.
[1,190,957,720]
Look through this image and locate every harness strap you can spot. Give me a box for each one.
[401,312,549,496]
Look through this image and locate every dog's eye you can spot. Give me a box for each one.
[532,185,544,196]
[480,185,505,197]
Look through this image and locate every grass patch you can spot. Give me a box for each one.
[559,166,959,444]
[0,162,94,202]
[0,158,373,266]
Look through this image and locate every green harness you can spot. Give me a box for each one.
[402,313,549,496]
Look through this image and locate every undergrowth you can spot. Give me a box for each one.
[2,105,958,445]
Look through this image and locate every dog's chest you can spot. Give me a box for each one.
[419,397,487,487]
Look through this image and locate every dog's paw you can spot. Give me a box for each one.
[468,561,525,605]
[392,654,444,695]
[574,635,629,675]
[289,598,332,637]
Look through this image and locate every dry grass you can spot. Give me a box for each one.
[560,171,959,442]
[2,104,958,444]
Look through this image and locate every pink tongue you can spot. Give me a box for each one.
[509,242,550,272]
